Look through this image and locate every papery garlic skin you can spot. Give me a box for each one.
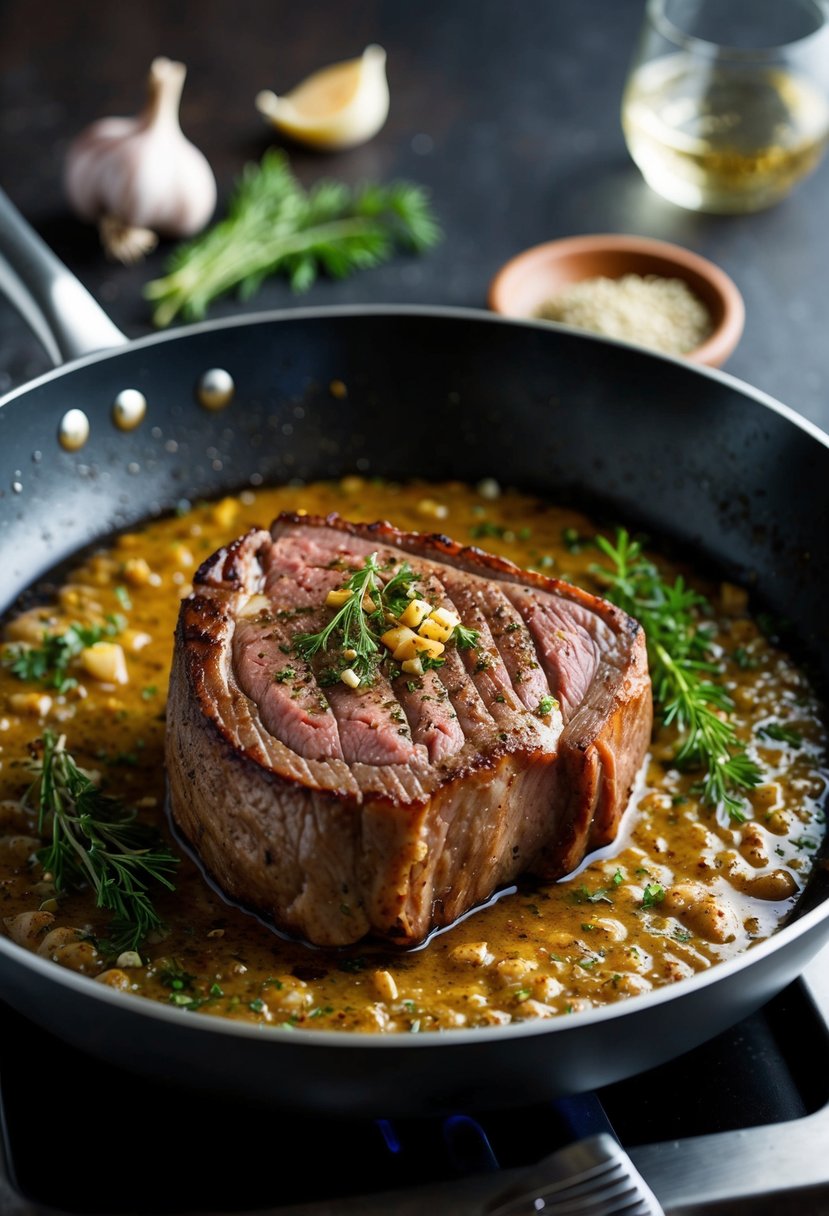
[64,57,217,262]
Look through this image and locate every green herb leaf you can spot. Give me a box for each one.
[293,553,382,687]
[642,882,665,908]
[592,529,762,821]
[757,722,803,748]
[114,586,132,612]
[452,623,480,649]
[469,521,507,540]
[24,731,178,952]
[3,618,124,693]
[145,150,441,327]
[381,562,419,617]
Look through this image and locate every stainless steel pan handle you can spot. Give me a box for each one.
[0,187,127,364]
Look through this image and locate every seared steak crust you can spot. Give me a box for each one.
[166,513,652,947]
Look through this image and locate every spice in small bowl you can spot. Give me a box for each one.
[488,234,745,367]
[535,272,712,357]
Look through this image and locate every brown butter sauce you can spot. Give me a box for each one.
[0,478,826,1033]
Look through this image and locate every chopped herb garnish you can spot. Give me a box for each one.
[592,529,762,822]
[158,962,196,992]
[535,695,556,717]
[562,527,592,553]
[572,883,614,906]
[381,562,419,617]
[338,956,367,973]
[274,667,297,683]
[642,882,666,908]
[733,647,759,670]
[141,685,158,701]
[470,521,507,540]
[3,617,125,693]
[115,585,133,611]
[452,623,480,649]
[249,998,266,1013]
[758,722,803,748]
[24,730,178,952]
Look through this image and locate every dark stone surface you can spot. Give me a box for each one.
[0,0,827,428]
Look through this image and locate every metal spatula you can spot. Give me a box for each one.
[485,1133,664,1215]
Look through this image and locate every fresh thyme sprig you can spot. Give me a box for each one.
[24,731,178,953]
[592,529,762,821]
[294,552,383,685]
[144,149,442,326]
[3,616,125,694]
[292,554,480,688]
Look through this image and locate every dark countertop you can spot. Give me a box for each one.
[1,0,828,429]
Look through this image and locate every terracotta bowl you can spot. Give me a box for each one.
[487,234,745,368]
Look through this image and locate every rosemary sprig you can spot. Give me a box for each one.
[144,149,442,327]
[24,731,178,953]
[592,529,762,821]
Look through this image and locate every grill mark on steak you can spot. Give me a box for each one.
[166,512,652,947]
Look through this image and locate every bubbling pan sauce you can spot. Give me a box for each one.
[0,479,826,1033]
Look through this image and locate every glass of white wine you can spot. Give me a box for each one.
[621,0,829,213]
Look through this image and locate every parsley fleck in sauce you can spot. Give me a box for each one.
[0,478,826,1033]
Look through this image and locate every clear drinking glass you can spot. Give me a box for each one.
[621,0,829,212]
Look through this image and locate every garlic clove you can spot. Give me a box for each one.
[64,57,217,264]
[255,44,390,151]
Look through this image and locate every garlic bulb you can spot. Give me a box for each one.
[64,57,217,264]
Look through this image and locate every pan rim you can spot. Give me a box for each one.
[1,301,828,454]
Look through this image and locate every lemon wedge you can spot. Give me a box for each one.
[255,45,390,151]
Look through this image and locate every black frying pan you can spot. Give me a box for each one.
[1,189,828,1118]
